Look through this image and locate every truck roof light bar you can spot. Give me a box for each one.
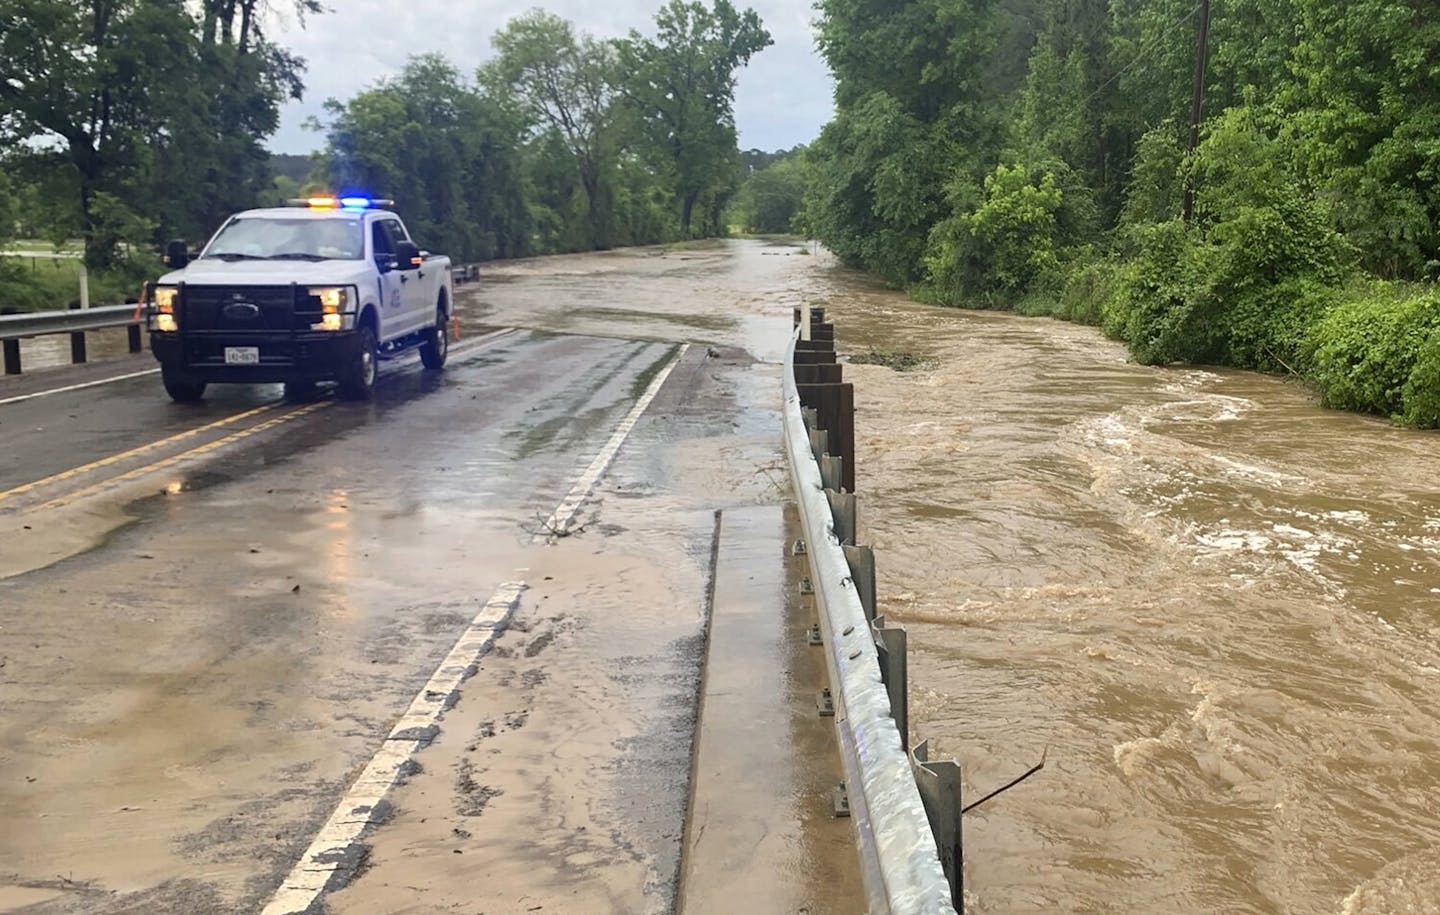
[285,196,396,210]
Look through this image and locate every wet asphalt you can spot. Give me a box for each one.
[0,240,857,914]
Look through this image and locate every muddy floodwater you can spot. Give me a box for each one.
[811,273,1440,913]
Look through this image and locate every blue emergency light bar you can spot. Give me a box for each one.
[285,195,396,210]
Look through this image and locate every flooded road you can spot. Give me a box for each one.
[816,272,1440,913]
[0,239,859,914]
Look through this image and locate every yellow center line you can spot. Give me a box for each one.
[0,402,283,505]
[37,401,333,511]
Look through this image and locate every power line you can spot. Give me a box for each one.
[1072,0,1206,115]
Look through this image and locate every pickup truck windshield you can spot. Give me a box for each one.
[204,217,365,261]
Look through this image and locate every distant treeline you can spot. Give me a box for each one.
[801,0,1440,426]
[0,0,772,296]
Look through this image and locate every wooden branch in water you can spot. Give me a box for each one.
[962,747,1047,815]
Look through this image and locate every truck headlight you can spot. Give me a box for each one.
[153,286,179,332]
[309,287,349,313]
[308,286,352,331]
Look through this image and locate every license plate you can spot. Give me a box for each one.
[224,346,260,365]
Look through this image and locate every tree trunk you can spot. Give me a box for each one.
[580,162,602,249]
[681,192,698,237]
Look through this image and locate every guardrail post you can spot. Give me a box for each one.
[872,615,908,751]
[809,429,829,464]
[819,454,844,492]
[3,339,19,375]
[826,490,856,545]
[842,544,876,622]
[798,382,855,493]
[128,324,142,353]
[794,363,843,385]
[912,740,964,911]
[68,301,87,365]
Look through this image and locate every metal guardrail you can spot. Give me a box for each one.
[783,320,959,914]
[0,303,143,341]
[0,304,145,375]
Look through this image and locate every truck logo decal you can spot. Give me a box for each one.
[222,302,261,320]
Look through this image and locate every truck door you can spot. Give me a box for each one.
[386,218,431,332]
[370,218,409,342]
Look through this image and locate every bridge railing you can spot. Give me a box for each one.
[783,306,963,913]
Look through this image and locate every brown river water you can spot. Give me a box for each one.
[816,271,1440,914]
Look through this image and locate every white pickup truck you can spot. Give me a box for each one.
[147,197,454,402]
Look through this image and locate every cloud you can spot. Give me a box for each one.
[266,0,834,154]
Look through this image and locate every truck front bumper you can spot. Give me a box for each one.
[151,330,361,384]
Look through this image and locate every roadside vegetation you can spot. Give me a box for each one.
[0,0,772,311]
[800,0,1440,426]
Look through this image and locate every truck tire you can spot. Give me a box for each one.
[420,305,448,370]
[162,368,206,403]
[338,325,378,400]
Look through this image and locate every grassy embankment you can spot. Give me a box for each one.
[0,242,156,313]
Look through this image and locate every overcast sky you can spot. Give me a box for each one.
[266,0,835,155]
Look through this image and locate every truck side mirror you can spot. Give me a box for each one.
[393,241,421,271]
[164,239,189,269]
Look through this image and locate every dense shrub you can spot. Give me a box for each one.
[1307,284,1440,424]
[926,163,1064,304]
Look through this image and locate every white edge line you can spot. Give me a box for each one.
[260,582,525,915]
[536,342,689,539]
[262,338,688,914]
[0,327,518,409]
[0,368,160,406]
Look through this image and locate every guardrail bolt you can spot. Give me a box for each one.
[799,577,813,596]
[816,688,835,717]
[807,624,823,646]
[832,781,851,818]
[791,539,807,556]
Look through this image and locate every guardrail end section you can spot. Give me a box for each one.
[911,739,964,911]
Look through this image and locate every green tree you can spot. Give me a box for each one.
[0,0,195,266]
[1284,0,1440,278]
[733,155,807,233]
[322,55,532,260]
[616,0,772,236]
[0,0,312,265]
[484,11,622,248]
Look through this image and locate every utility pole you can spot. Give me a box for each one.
[1181,0,1211,225]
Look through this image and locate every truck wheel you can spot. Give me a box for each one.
[162,369,206,403]
[338,325,378,400]
[420,306,448,370]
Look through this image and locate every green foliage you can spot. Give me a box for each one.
[617,0,773,236]
[731,155,807,233]
[0,253,157,312]
[1308,284,1440,424]
[1284,0,1440,278]
[0,0,308,267]
[926,163,1064,303]
[483,11,621,248]
[1102,109,1351,370]
[322,55,534,261]
[800,92,952,285]
[3,0,764,309]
